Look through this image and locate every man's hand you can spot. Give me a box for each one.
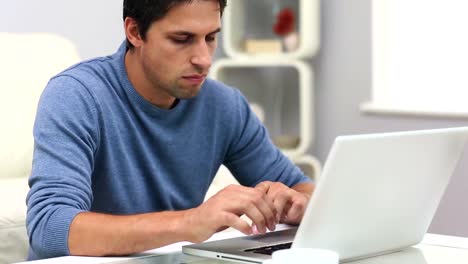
[66,182,313,256]
[185,184,278,243]
[255,181,313,225]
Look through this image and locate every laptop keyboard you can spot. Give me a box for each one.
[244,242,292,255]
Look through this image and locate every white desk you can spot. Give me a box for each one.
[16,230,468,264]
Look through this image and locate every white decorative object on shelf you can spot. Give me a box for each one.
[223,0,320,59]
[211,59,314,159]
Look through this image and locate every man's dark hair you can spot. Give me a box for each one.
[123,0,227,49]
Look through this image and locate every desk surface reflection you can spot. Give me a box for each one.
[110,246,429,264]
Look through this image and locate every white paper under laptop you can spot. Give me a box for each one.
[183,127,468,263]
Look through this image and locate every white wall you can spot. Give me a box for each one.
[0,0,123,59]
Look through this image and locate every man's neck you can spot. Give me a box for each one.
[124,50,176,109]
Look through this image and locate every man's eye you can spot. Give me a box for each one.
[206,35,216,42]
[171,37,190,44]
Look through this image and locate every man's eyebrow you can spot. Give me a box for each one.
[169,28,221,36]
[208,28,222,35]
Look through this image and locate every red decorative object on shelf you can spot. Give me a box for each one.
[273,8,296,36]
[273,8,299,52]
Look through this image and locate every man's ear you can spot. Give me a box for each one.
[124,17,144,48]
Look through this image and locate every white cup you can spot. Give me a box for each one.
[263,248,339,264]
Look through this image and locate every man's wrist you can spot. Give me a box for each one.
[179,208,199,242]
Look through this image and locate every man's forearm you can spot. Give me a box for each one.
[68,210,192,256]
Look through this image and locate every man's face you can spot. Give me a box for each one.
[137,0,221,102]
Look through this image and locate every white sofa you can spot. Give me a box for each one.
[0,33,81,264]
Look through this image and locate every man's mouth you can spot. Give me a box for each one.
[182,74,206,84]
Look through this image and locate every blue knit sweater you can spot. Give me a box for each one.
[26,43,310,260]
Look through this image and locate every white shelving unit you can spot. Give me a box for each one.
[212,0,321,180]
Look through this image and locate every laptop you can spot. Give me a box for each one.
[183,127,468,263]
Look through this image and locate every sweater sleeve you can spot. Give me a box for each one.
[26,75,99,259]
[223,89,311,188]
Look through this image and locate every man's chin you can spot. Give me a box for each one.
[174,84,203,99]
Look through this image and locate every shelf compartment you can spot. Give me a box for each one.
[292,155,322,182]
[211,59,314,158]
[222,0,320,59]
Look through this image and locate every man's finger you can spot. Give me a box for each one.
[223,213,252,235]
[243,202,272,234]
[255,181,271,194]
[273,190,292,222]
[285,195,308,224]
[285,202,302,224]
[253,194,277,231]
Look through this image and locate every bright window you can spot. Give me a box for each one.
[362,0,468,117]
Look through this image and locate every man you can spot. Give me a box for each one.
[26,0,314,260]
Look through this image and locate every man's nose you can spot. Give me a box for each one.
[190,41,212,70]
